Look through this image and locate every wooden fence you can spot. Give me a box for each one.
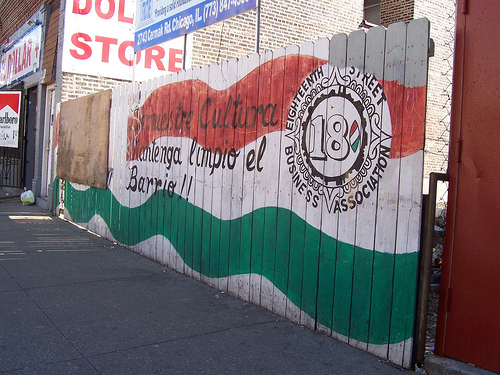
[60,19,429,368]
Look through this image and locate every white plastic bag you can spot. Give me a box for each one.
[20,189,35,205]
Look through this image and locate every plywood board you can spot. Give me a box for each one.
[57,89,111,189]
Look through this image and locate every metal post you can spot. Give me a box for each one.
[255,0,261,53]
[414,172,448,367]
[183,34,187,70]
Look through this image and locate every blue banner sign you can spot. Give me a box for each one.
[134,0,257,52]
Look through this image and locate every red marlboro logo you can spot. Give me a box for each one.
[0,91,22,148]
[0,92,20,113]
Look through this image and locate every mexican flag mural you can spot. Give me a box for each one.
[62,19,429,367]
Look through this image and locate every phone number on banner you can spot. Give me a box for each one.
[135,0,256,51]
[203,0,254,23]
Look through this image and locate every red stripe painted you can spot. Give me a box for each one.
[381,80,426,159]
[126,61,426,161]
[127,55,325,160]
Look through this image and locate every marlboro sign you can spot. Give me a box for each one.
[0,91,22,148]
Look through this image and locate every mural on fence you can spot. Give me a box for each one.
[61,19,429,367]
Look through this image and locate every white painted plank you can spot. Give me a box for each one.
[216,56,239,295]
[274,43,299,318]
[248,50,274,306]
[330,29,367,345]
[316,32,347,337]
[400,18,429,369]
[157,73,173,267]
[349,26,378,352]
[178,67,194,276]
[299,37,330,330]
[368,21,407,362]
[117,83,132,245]
[172,71,187,269]
[285,40,314,325]
[382,21,409,365]
[235,53,252,302]
[260,46,286,315]
[206,61,225,290]
[187,65,205,280]
[256,48,276,311]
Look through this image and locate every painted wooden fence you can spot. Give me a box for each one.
[61,19,429,367]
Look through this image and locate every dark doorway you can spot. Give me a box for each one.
[23,87,38,190]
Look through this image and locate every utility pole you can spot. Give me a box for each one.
[255,0,261,53]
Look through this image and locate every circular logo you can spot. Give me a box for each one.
[286,65,392,213]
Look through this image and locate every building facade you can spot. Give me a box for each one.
[0,0,190,208]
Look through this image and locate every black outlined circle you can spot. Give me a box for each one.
[300,86,369,188]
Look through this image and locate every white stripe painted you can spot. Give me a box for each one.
[106,130,422,254]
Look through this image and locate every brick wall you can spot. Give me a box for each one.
[380,0,415,26]
[41,0,59,84]
[60,0,364,102]
[191,0,364,66]
[61,72,128,102]
[415,0,456,177]
[0,0,48,45]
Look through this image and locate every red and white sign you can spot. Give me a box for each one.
[0,91,22,148]
[62,0,192,81]
[0,27,42,88]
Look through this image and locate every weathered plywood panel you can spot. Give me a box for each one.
[57,89,111,189]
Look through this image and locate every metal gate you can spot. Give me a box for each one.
[435,0,500,372]
[0,87,25,188]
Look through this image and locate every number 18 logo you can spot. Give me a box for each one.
[287,65,391,212]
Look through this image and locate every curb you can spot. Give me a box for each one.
[0,197,21,203]
[425,355,498,375]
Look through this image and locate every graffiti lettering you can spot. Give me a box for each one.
[286,65,392,213]
[188,137,239,175]
[356,68,387,106]
[245,135,267,172]
[131,103,194,133]
[136,139,182,169]
[126,165,177,196]
[286,67,325,131]
[199,94,278,129]
[331,147,390,214]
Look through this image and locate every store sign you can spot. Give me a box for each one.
[134,0,257,52]
[63,0,192,81]
[0,27,42,88]
[0,91,22,148]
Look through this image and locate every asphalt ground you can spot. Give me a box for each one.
[0,201,405,374]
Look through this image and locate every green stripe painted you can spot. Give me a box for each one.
[63,182,417,346]
[52,179,60,213]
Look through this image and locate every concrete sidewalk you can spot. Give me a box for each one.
[0,202,406,375]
